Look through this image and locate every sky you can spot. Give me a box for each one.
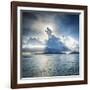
[21,10,79,51]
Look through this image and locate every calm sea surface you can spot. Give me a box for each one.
[21,54,79,78]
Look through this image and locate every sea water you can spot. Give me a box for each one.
[21,54,79,78]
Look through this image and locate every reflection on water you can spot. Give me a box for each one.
[21,54,79,78]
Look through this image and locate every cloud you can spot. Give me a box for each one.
[21,10,79,51]
[21,11,60,41]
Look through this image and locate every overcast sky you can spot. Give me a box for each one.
[21,10,79,47]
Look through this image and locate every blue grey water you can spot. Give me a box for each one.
[21,54,79,78]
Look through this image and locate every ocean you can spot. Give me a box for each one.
[21,54,79,78]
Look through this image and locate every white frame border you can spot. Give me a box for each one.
[17,6,84,84]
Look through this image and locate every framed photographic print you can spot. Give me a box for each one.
[11,1,88,89]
